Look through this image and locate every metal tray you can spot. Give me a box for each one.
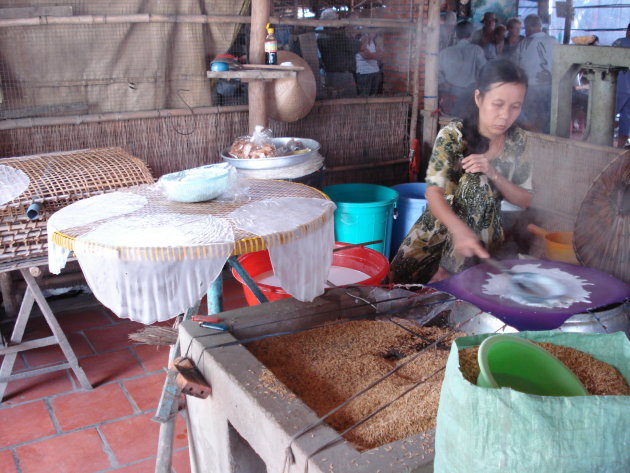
[221,137,320,170]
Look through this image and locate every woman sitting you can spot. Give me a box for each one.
[390,59,533,284]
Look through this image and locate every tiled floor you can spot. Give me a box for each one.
[0,274,249,473]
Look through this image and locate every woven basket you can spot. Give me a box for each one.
[0,147,154,266]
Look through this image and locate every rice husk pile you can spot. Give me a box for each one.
[248,319,462,450]
[458,342,630,396]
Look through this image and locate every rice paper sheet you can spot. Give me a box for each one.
[229,197,336,302]
[0,165,29,205]
[435,331,630,473]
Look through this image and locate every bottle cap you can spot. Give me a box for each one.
[266,23,274,34]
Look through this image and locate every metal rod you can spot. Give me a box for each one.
[227,257,269,304]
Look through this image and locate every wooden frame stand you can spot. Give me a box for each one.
[0,264,92,402]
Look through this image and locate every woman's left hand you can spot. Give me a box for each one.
[461,153,498,179]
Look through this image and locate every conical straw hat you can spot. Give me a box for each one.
[573,150,630,284]
[268,51,316,123]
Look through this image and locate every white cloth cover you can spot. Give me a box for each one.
[47,189,334,323]
[73,214,234,323]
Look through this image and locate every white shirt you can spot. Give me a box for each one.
[515,32,557,86]
[356,39,380,75]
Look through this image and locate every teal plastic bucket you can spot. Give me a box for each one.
[390,183,427,259]
[323,184,398,257]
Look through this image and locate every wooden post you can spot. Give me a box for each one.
[409,0,426,158]
[421,0,440,163]
[248,0,271,133]
[562,0,573,45]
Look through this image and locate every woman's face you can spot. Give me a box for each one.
[475,82,526,138]
[509,22,521,37]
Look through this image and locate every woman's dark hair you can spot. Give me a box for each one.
[461,59,528,154]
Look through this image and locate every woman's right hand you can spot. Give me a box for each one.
[452,224,490,259]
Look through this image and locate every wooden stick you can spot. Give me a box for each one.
[0,14,412,29]
[0,97,412,131]
[247,0,270,133]
[316,96,412,106]
[0,14,251,27]
[408,0,425,149]
[0,105,249,130]
[333,240,383,252]
[326,158,409,173]
[420,0,441,159]
[241,64,304,71]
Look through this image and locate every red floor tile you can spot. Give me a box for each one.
[0,400,56,446]
[2,369,75,405]
[101,412,188,465]
[77,349,144,386]
[123,372,166,412]
[110,458,155,473]
[132,344,170,373]
[0,450,18,473]
[52,383,134,431]
[0,353,27,372]
[172,447,192,473]
[15,428,110,473]
[21,332,94,368]
[56,308,113,333]
[84,322,144,353]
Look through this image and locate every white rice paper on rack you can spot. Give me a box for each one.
[0,165,30,205]
[47,191,148,274]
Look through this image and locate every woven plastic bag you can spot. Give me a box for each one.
[434,331,630,473]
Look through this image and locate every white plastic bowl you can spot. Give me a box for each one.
[159,164,231,203]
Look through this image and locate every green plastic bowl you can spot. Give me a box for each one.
[476,335,588,396]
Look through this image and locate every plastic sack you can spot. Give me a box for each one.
[434,331,630,473]
[228,125,276,159]
[157,163,241,203]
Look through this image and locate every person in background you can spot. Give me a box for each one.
[612,23,630,148]
[439,10,457,50]
[570,35,600,133]
[355,31,383,96]
[438,21,487,116]
[514,14,557,133]
[483,24,507,60]
[472,11,497,48]
[317,8,360,98]
[503,17,524,61]
[390,60,532,284]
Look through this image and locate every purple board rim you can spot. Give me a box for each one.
[429,259,630,331]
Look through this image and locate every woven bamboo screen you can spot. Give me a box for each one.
[0,1,422,186]
[522,132,626,257]
[0,147,154,266]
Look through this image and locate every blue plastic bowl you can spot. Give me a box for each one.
[159,165,231,203]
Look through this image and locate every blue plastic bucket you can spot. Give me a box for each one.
[323,184,398,257]
[390,183,427,258]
